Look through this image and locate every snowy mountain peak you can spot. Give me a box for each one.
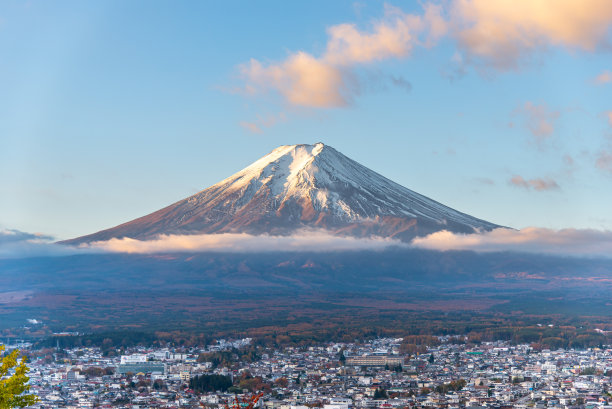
[234,142,327,180]
[63,143,500,245]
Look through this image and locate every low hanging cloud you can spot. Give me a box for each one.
[0,228,82,259]
[239,3,445,108]
[82,231,406,254]
[412,227,612,257]
[4,227,612,259]
[0,229,54,244]
[509,175,560,191]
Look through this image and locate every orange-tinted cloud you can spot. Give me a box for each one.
[239,121,262,134]
[594,70,612,85]
[451,0,612,70]
[324,3,445,65]
[239,1,612,106]
[412,227,612,257]
[240,4,445,108]
[241,54,349,108]
[509,175,560,191]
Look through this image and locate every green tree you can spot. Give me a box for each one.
[338,349,346,364]
[189,374,233,393]
[373,388,388,399]
[0,345,38,409]
[581,367,597,375]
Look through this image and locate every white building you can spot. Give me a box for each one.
[120,354,147,364]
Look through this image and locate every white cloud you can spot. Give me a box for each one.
[5,227,612,259]
[412,227,612,257]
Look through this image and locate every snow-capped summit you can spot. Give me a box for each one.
[63,143,499,244]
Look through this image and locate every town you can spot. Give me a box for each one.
[8,334,612,409]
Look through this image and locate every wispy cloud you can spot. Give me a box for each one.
[239,3,445,108]
[509,175,560,191]
[239,121,262,134]
[81,231,405,254]
[515,101,560,148]
[474,177,495,186]
[239,112,287,134]
[412,227,612,257]
[596,150,612,173]
[389,75,413,93]
[595,112,612,173]
[593,70,612,85]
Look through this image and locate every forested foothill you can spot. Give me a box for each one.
[2,249,612,351]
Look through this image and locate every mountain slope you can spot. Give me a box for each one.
[62,143,500,245]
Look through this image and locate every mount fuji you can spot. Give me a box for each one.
[63,143,500,245]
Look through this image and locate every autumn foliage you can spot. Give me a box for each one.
[0,345,38,409]
[224,393,263,409]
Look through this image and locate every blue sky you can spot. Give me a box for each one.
[1,0,612,240]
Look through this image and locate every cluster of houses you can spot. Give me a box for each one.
[14,336,612,408]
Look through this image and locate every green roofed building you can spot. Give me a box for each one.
[117,362,166,374]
